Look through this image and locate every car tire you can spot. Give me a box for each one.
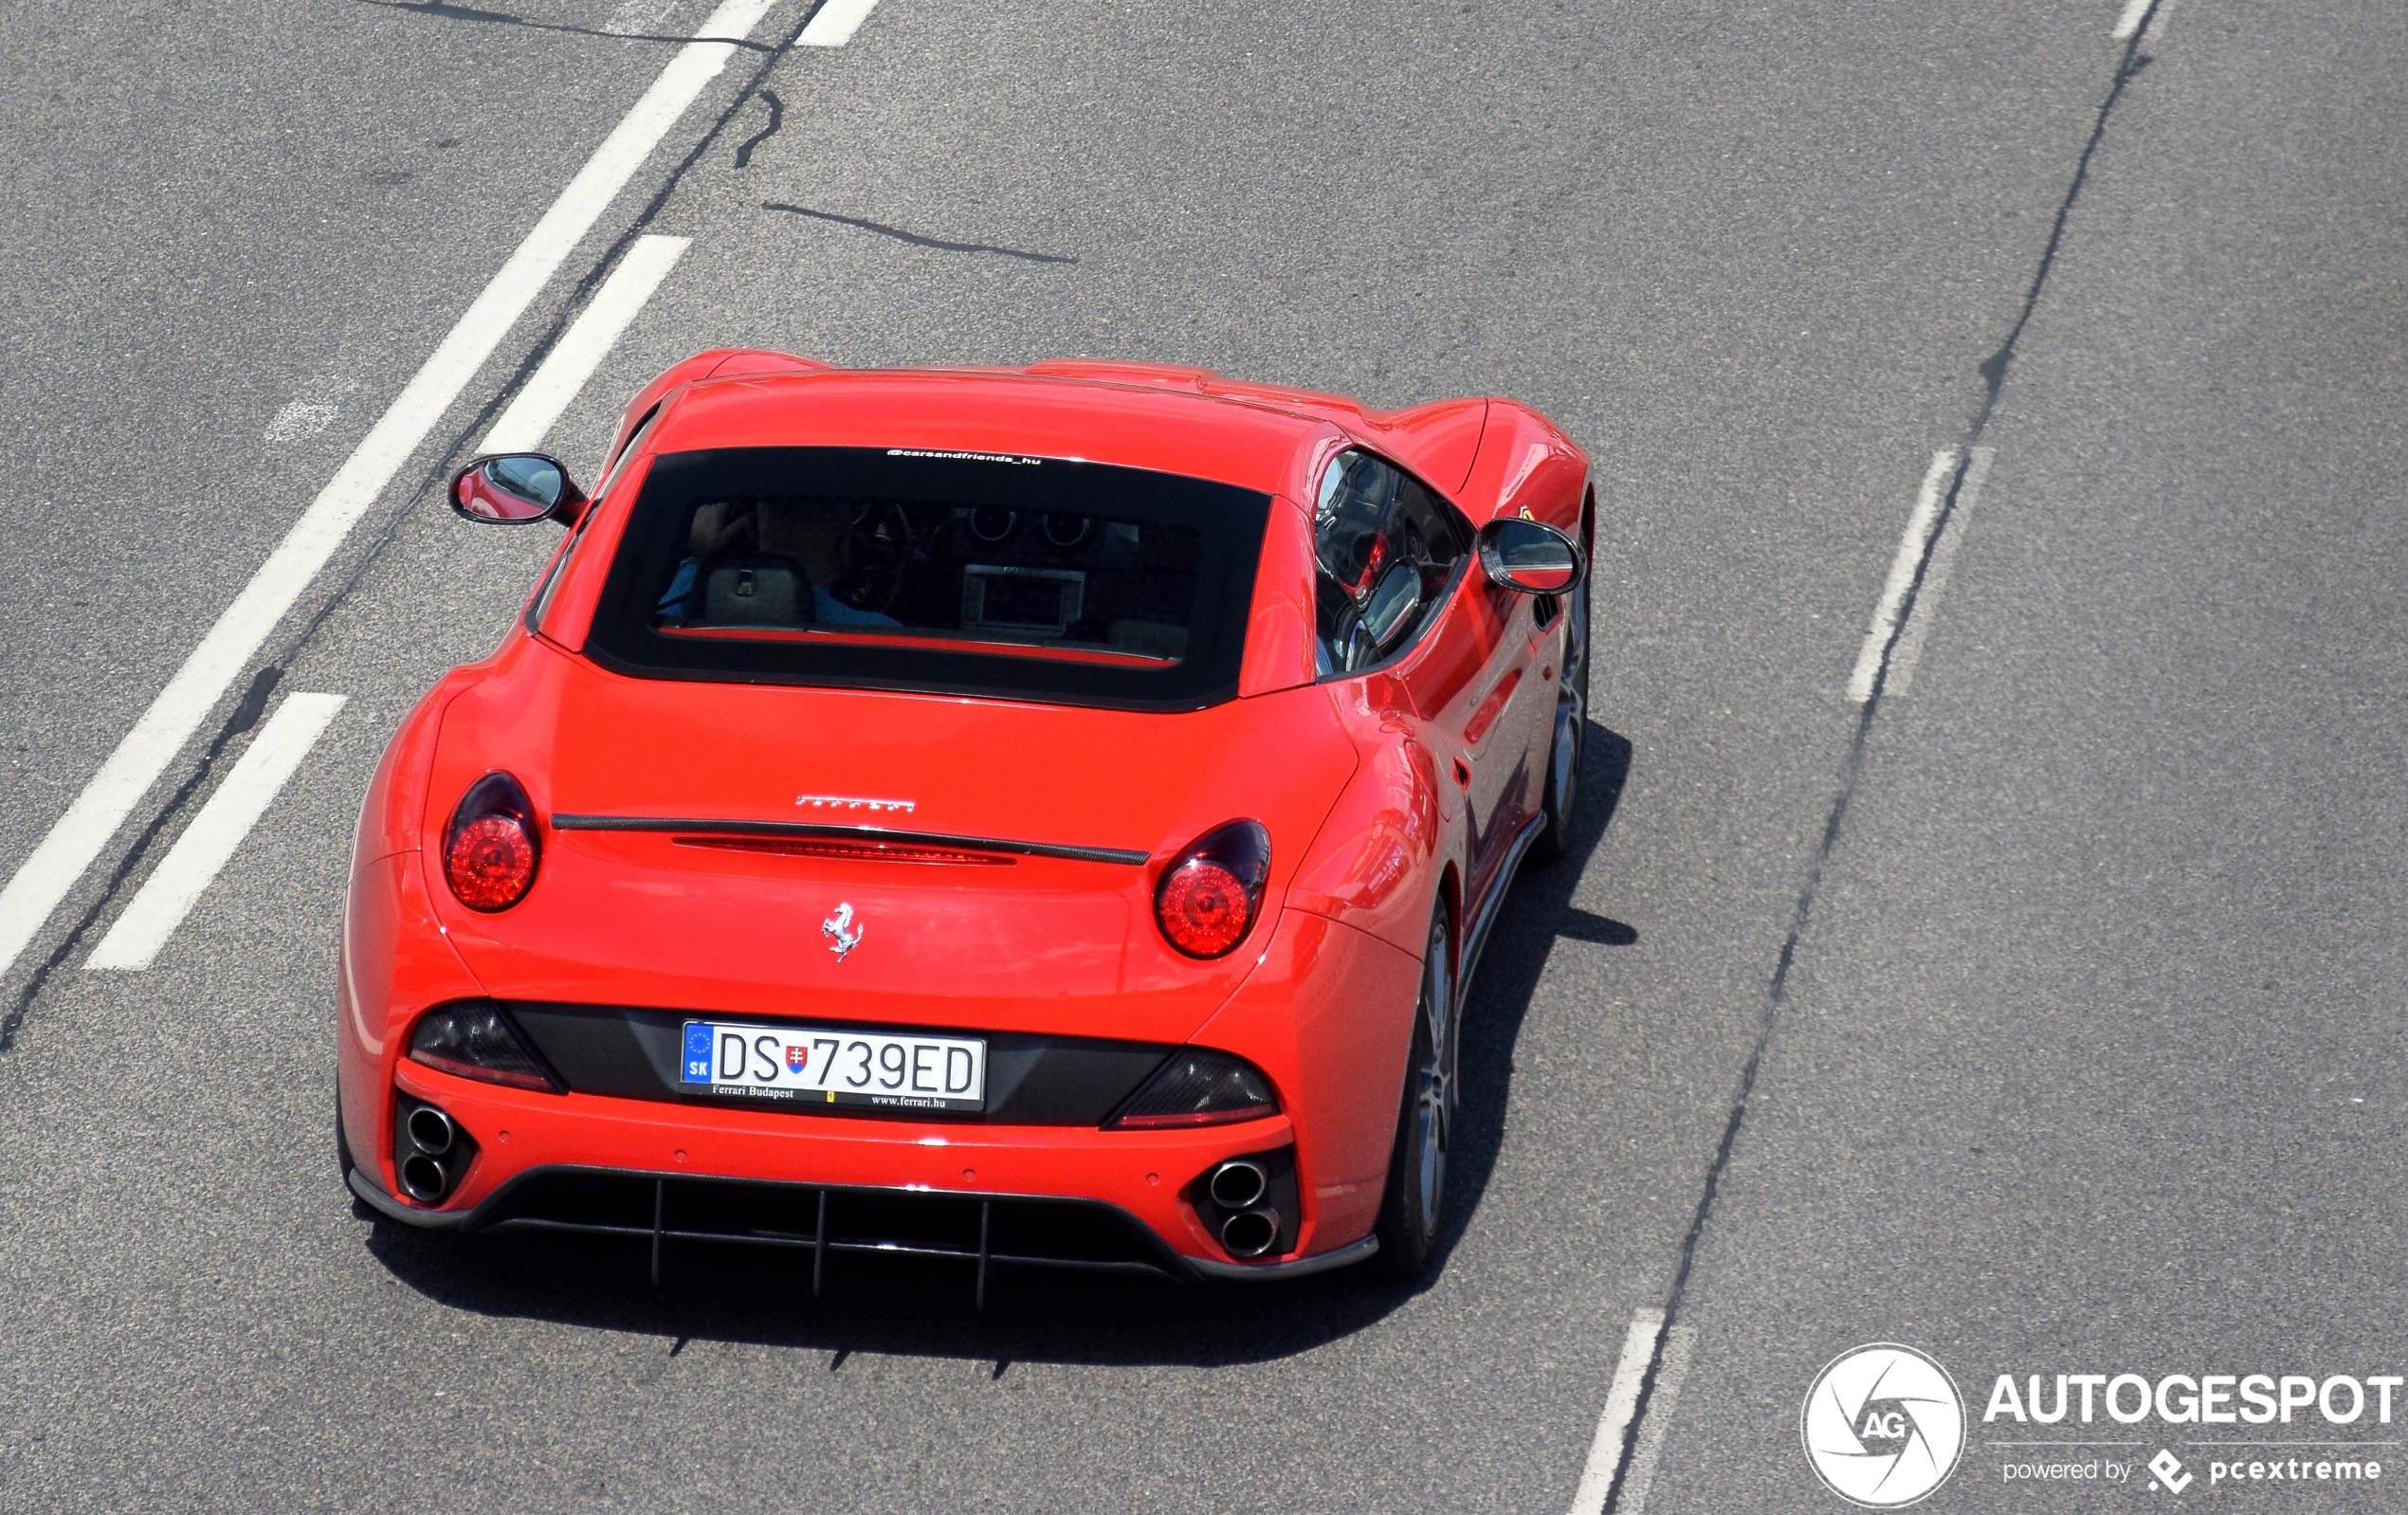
[1529,575,1591,867]
[1371,900,1457,1281]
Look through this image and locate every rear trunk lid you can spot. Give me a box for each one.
[423,643,1356,1047]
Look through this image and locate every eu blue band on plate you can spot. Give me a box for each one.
[682,1022,713,1084]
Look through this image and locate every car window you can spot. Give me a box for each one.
[584,447,1271,711]
[647,496,1202,655]
[1312,448,1471,677]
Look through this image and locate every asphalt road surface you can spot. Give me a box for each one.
[2,0,2402,1510]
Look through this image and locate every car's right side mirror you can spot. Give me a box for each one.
[1476,517,1583,594]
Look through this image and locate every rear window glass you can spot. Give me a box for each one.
[584,447,1270,710]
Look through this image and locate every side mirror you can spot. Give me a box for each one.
[1476,517,1583,595]
[450,453,588,526]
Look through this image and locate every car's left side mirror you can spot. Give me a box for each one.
[1476,517,1583,594]
[450,453,589,526]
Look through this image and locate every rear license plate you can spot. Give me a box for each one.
[680,1021,986,1113]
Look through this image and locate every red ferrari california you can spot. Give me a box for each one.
[339,351,1592,1293]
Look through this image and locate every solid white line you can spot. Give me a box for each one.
[482,235,691,454]
[1615,1324,1697,1515]
[1567,1308,1666,1515]
[1844,448,1960,704]
[0,0,778,983]
[798,0,880,45]
[1886,446,1995,698]
[2111,0,2153,39]
[85,694,348,971]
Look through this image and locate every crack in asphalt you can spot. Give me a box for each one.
[732,88,783,168]
[761,202,1080,264]
[0,0,829,1052]
[356,0,777,52]
[1600,8,2165,1509]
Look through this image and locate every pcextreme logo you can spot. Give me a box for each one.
[1802,1344,1968,1507]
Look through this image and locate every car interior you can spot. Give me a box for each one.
[649,496,1200,663]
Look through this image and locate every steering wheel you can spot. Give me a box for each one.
[833,501,920,615]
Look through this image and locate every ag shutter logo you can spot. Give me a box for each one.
[1803,1344,1968,1507]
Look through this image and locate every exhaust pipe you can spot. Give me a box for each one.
[1207,1159,1268,1211]
[392,1097,474,1205]
[1219,1208,1280,1258]
[407,1105,457,1156]
[399,1152,451,1202]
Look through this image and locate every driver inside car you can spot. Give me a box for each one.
[654,501,901,629]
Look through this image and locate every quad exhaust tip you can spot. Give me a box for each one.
[1206,1159,1268,1211]
[407,1105,457,1157]
[397,1100,467,1203]
[399,1153,450,1202]
[1219,1208,1280,1258]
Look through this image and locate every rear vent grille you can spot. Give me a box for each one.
[673,836,1016,867]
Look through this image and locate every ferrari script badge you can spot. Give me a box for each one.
[796,794,916,814]
[821,902,865,961]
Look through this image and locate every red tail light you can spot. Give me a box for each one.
[445,773,539,911]
[1154,820,1270,958]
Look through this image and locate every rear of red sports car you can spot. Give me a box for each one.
[338,357,1586,1288]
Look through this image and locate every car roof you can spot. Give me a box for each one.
[648,367,1341,497]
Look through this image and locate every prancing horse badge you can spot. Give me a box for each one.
[822,902,865,961]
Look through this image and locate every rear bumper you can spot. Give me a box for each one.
[362,1061,1375,1279]
[348,1161,1377,1287]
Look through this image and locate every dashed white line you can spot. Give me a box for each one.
[0,0,779,983]
[1615,1324,1697,1515]
[1886,446,1995,698]
[798,0,881,46]
[85,694,347,972]
[1568,1308,1666,1515]
[1845,448,1960,704]
[483,234,691,455]
[2111,0,2154,39]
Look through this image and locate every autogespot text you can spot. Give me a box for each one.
[1985,1372,2402,1426]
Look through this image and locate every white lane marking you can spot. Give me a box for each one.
[1615,1324,1698,1515]
[1567,1308,1666,1515]
[1845,449,1960,704]
[84,694,347,971]
[799,0,880,45]
[1886,446,1995,698]
[2111,0,2153,38]
[0,0,778,983]
[482,235,690,455]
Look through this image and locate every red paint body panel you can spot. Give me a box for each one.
[416,640,1358,1041]
[340,851,489,1183]
[656,371,1322,494]
[1461,399,1587,529]
[340,358,1591,1272]
[1186,910,1422,1246]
